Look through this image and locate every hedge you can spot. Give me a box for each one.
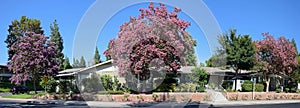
[242,83,264,92]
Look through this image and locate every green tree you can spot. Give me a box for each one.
[184,35,197,66]
[206,36,228,68]
[79,56,86,68]
[188,66,208,88]
[72,58,80,68]
[220,29,256,91]
[205,54,227,68]
[5,16,44,60]
[94,46,101,64]
[63,56,72,70]
[50,20,64,71]
[291,38,298,54]
[104,40,112,61]
[40,77,58,93]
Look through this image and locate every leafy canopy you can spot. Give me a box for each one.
[104,2,194,76]
[7,32,58,85]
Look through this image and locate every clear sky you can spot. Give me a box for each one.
[0,0,299,66]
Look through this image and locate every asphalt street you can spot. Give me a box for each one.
[0,98,300,108]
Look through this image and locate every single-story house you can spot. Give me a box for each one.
[56,60,296,92]
[0,65,12,82]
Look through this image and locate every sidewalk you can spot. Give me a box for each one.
[1,97,300,107]
[208,100,300,106]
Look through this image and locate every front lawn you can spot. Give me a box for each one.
[2,92,46,99]
[0,88,10,93]
[2,94,34,99]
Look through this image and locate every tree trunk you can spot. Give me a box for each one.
[34,78,37,94]
[33,72,37,94]
[266,77,270,92]
[234,70,238,91]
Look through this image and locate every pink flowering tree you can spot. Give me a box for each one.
[104,2,193,82]
[7,32,58,93]
[255,33,298,92]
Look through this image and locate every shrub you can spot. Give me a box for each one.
[154,77,177,92]
[276,88,281,93]
[243,80,253,84]
[39,77,57,93]
[241,84,252,92]
[241,83,264,92]
[100,74,113,91]
[58,80,70,93]
[197,87,206,92]
[285,88,290,93]
[189,67,208,87]
[255,84,264,92]
[175,83,197,92]
[81,73,102,93]
[222,80,233,90]
[97,90,124,94]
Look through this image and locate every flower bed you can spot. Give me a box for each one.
[34,93,84,101]
[225,92,300,101]
[93,92,211,102]
[34,92,210,102]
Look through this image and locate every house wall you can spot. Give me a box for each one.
[0,65,12,82]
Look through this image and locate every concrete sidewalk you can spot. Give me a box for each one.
[208,100,300,106]
[1,97,300,107]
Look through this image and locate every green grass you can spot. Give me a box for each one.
[0,88,10,92]
[2,92,47,99]
[2,94,34,99]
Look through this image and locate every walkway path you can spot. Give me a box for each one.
[206,89,228,102]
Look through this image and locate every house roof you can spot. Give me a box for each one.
[56,68,83,77]
[76,60,113,74]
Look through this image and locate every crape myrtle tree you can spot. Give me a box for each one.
[7,32,58,93]
[104,2,194,90]
[5,16,44,60]
[220,29,256,91]
[255,33,298,92]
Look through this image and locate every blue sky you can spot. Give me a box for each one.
[0,0,299,66]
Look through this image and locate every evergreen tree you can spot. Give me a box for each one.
[63,56,72,70]
[50,20,64,71]
[291,38,298,54]
[220,29,256,91]
[5,16,44,60]
[184,35,197,66]
[72,58,80,68]
[79,56,86,68]
[94,46,101,64]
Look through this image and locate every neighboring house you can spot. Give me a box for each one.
[63,60,293,92]
[0,65,12,82]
